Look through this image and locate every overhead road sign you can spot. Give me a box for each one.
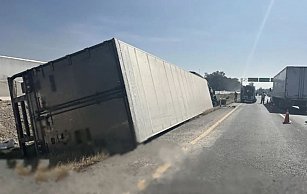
[248,78,258,82]
[259,78,271,82]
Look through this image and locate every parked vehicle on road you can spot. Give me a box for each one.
[272,66,307,111]
[240,85,256,103]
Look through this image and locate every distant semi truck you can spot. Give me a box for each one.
[272,66,307,111]
[240,85,256,103]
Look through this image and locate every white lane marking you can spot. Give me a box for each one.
[152,162,171,179]
[190,104,241,145]
[137,179,147,191]
[136,162,172,191]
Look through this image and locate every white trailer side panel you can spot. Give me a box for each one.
[0,55,44,78]
[115,39,213,142]
[0,56,45,97]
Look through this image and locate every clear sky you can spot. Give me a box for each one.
[1,0,307,88]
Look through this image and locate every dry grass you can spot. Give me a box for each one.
[58,152,109,172]
[14,152,109,183]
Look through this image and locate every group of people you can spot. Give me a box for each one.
[260,92,266,104]
[210,87,268,105]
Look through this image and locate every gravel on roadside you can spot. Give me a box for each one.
[0,100,18,143]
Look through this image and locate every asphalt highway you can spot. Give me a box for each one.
[143,98,307,193]
[3,98,307,194]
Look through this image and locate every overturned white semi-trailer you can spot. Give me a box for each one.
[8,38,212,157]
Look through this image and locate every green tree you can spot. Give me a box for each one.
[205,71,240,91]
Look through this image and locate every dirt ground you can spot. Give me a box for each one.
[0,100,18,143]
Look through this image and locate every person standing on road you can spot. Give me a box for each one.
[261,92,266,104]
[234,91,238,103]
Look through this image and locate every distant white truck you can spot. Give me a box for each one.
[272,66,307,111]
[0,55,45,98]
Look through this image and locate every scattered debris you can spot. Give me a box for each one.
[9,152,109,183]
[15,163,32,176]
[33,151,108,182]
[292,106,300,110]
[0,139,15,150]
[34,165,69,183]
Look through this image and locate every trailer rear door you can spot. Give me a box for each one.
[302,68,307,98]
[286,67,300,98]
